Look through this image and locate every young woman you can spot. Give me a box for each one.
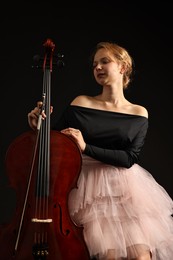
[28,42,173,260]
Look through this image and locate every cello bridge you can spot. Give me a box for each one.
[31,218,52,223]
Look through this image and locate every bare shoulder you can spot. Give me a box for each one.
[70,96,148,118]
[131,104,148,118]
[70,95,92,106]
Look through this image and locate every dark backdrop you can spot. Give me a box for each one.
[0,2,172,222]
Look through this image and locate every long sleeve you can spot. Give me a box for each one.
[53,105,148,168]
[83,119,148,168]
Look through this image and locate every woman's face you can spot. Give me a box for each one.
[93,48,123,86]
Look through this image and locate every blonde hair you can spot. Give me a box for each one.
[91,41,134,89]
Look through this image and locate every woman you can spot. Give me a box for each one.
[28,42,173,260]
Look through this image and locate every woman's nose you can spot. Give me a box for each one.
[96,64,102,70]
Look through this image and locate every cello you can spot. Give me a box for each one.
[0,39,90,260]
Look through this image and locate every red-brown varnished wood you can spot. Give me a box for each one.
[0,130,90,260]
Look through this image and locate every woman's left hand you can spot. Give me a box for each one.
[61,127,86,152]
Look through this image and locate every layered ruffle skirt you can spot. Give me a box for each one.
[68,155,173,259]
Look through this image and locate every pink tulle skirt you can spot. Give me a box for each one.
[68,155,173,259]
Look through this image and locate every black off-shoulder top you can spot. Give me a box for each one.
[53,105,148,168]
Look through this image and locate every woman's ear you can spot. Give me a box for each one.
[120,63,126,74]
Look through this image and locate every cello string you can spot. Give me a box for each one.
[35,71,46,221]
[45,69,51,221]
[34,41,54,246]
[34,69,48,245]
[42,69,50,221]
[38,69,51,243]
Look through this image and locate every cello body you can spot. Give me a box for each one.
[0,130,90,259]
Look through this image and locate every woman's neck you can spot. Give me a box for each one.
[96,87,126,106]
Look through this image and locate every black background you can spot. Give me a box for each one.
[0,2,172,222]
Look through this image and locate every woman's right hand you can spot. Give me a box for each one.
[27,101,53,130]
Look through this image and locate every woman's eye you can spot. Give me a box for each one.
[92,58,111,69]
[102,58,110,64]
